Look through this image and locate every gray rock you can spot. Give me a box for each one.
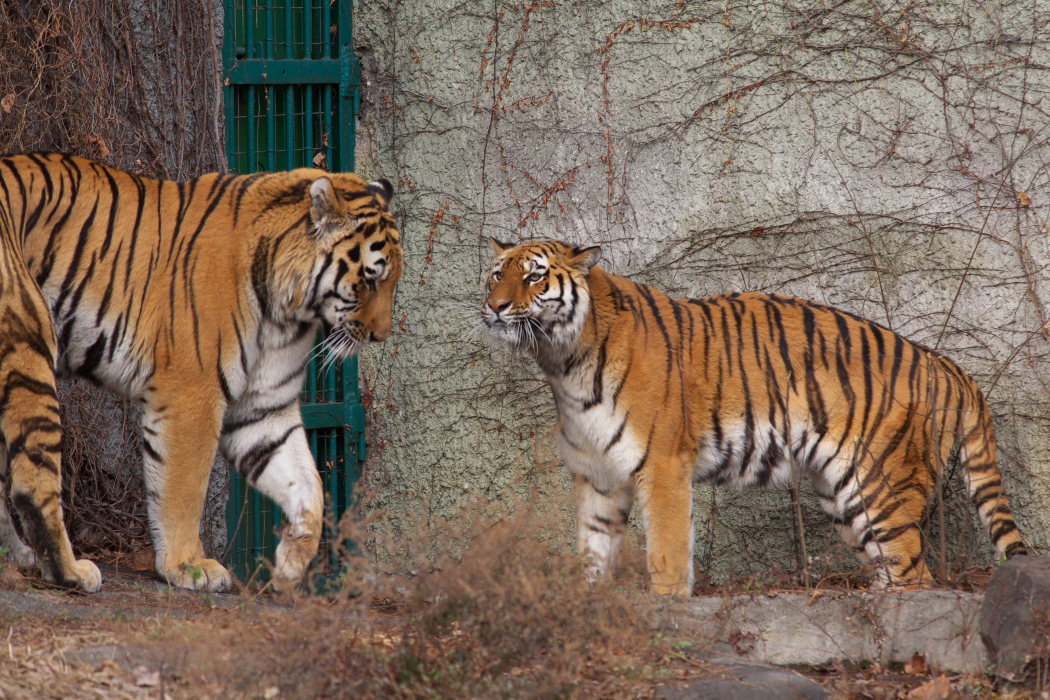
[655,658,826,700]
[980,555,1050,683]
[653,588,987,673]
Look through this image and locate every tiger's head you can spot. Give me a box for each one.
[483,239,601,351]
[267,171,403,357]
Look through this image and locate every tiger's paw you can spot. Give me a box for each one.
[162,558,232,592]
[649,579,691,596]
[4,541,36,569]
[270,516,322,593]
[72,559,103,593]
[270,547,311,594]
[44,558,102,593]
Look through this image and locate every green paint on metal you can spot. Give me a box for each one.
[222,0,363,584]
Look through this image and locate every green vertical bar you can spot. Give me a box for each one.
[329,427,338,568]
[284,0,293,59]
[305,84,314,166]
[285,85,295,166]
[247,86,256,172]
[324,87,333,168]
[266,86,276,171]
[223,2,236,171]
[336,1,353,171]
[322,0,331,58]
[303,0,312,60]
[245,0,255,58]
[264,0,273,59]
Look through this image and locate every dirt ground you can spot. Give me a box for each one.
[0,545,1039,700]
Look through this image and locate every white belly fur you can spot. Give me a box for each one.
[693,419,849,490]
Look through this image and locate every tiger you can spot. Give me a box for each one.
[482,238,1027,595]
[0,153,402,593]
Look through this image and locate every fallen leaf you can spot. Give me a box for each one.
[129,548,155,572]
[1017,190,1030,207]
[906,674,951,700]
[0,565,29,591]
[1,93,15,113]
[83,134,112,158]
[904,651,928,675]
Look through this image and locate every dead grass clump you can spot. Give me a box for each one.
[158,506,667,699]
[398,516,649,698]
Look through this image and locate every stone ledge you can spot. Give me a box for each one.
[651,589,987,673]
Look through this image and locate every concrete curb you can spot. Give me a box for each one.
[651,589,987,673]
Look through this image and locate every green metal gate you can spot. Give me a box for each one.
[222,0,365,584]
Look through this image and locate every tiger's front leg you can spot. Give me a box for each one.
[141,390,232,592]
[221,402,323,593]
[574,475,633,581]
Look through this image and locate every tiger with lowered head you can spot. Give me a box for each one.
[483,239,1027,595]
[0,153,402,592]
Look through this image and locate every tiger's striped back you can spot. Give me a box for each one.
[483,239,1026,594]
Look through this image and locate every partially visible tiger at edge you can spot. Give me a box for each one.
[0,153,402,593]
[482,238,1027,595]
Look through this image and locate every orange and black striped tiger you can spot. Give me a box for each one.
[0,153,402,592]
[483,239,1027,595]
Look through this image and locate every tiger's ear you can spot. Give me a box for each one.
[567,244,601,272]
[309,177,337,236]
[489,238,514,255]
[368,178,394,207]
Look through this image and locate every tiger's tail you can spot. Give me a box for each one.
[958,391,1027,561]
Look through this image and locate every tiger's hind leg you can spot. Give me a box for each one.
[817,450,933,587]
[0,443,36,568]
[0,315,101,591]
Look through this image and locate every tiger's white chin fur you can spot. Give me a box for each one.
[484,303,588,353]
[485,318,541,350]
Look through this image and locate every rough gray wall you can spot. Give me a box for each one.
[353,0,1050,581]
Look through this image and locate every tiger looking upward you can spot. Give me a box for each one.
[483,239,1027,595]
[0,153,402,592]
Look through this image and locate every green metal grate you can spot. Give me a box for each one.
[222,0,363,584]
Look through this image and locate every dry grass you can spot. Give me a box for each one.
[2,504,1049,700]
[175,508,682,699]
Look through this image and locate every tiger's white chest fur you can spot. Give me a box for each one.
[542,357,645,495]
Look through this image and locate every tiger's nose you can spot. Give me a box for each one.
[370,329,390,342]
[488,300,511,315]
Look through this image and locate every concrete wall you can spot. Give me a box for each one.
[352,0,1050,581]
